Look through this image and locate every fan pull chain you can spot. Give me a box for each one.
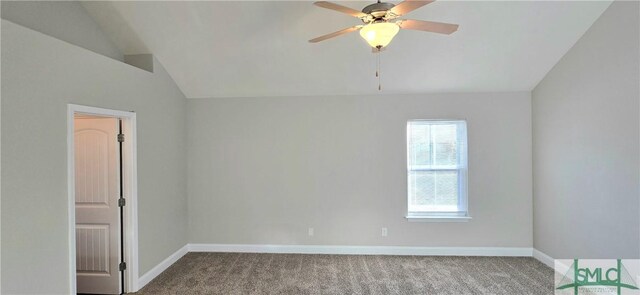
[376,46,382,91]
[378,53,381,91]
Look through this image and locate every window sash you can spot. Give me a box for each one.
[407,170,462,213]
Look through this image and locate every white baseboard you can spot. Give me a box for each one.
[532,248,554,268]
[137,244,189,290]
[188,244,533,257]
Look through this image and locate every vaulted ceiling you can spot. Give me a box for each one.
[82,1,611,98]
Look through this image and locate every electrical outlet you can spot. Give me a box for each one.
[381,227,388,237]
[308,227,314,236]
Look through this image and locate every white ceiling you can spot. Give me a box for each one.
[82,1,611,98]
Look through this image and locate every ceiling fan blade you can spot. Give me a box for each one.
[398,19,459,34]
[314,1,368,18]
[309,26,361,43]
[389,0,434,17]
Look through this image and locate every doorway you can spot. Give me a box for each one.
[68,105,139,294]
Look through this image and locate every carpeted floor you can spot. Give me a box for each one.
[134,253,554,295]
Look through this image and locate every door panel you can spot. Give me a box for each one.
[75,117,120,294]
[76,224,110,274]
[75,129,110,207]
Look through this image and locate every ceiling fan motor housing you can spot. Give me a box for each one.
[362,2,395,20]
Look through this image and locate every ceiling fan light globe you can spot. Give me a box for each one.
[359,22,400,48]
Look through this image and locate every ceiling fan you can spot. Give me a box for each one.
[309,0,459,50]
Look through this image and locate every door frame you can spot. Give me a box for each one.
[67,104,139,294]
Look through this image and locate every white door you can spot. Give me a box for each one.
[74,117,121,294]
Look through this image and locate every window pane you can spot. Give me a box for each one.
[408,170,459,212]
[432,124,457,166]
[409,170,435,206]
[408,124,432,166]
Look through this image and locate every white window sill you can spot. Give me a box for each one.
[405,215,472,222]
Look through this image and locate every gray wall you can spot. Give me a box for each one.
[187,93,533,247]
[532,1,640,259]
[1,1,124,61]
[1,20,188,294]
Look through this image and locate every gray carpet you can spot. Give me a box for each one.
[134,253,554,295]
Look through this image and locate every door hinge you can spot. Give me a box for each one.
[119,262,127,271]
[118,198,126,207]
[117,133,125,143]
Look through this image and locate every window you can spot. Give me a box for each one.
[406,120,469,220]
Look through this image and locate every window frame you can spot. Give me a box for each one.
[405,120,470,222]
